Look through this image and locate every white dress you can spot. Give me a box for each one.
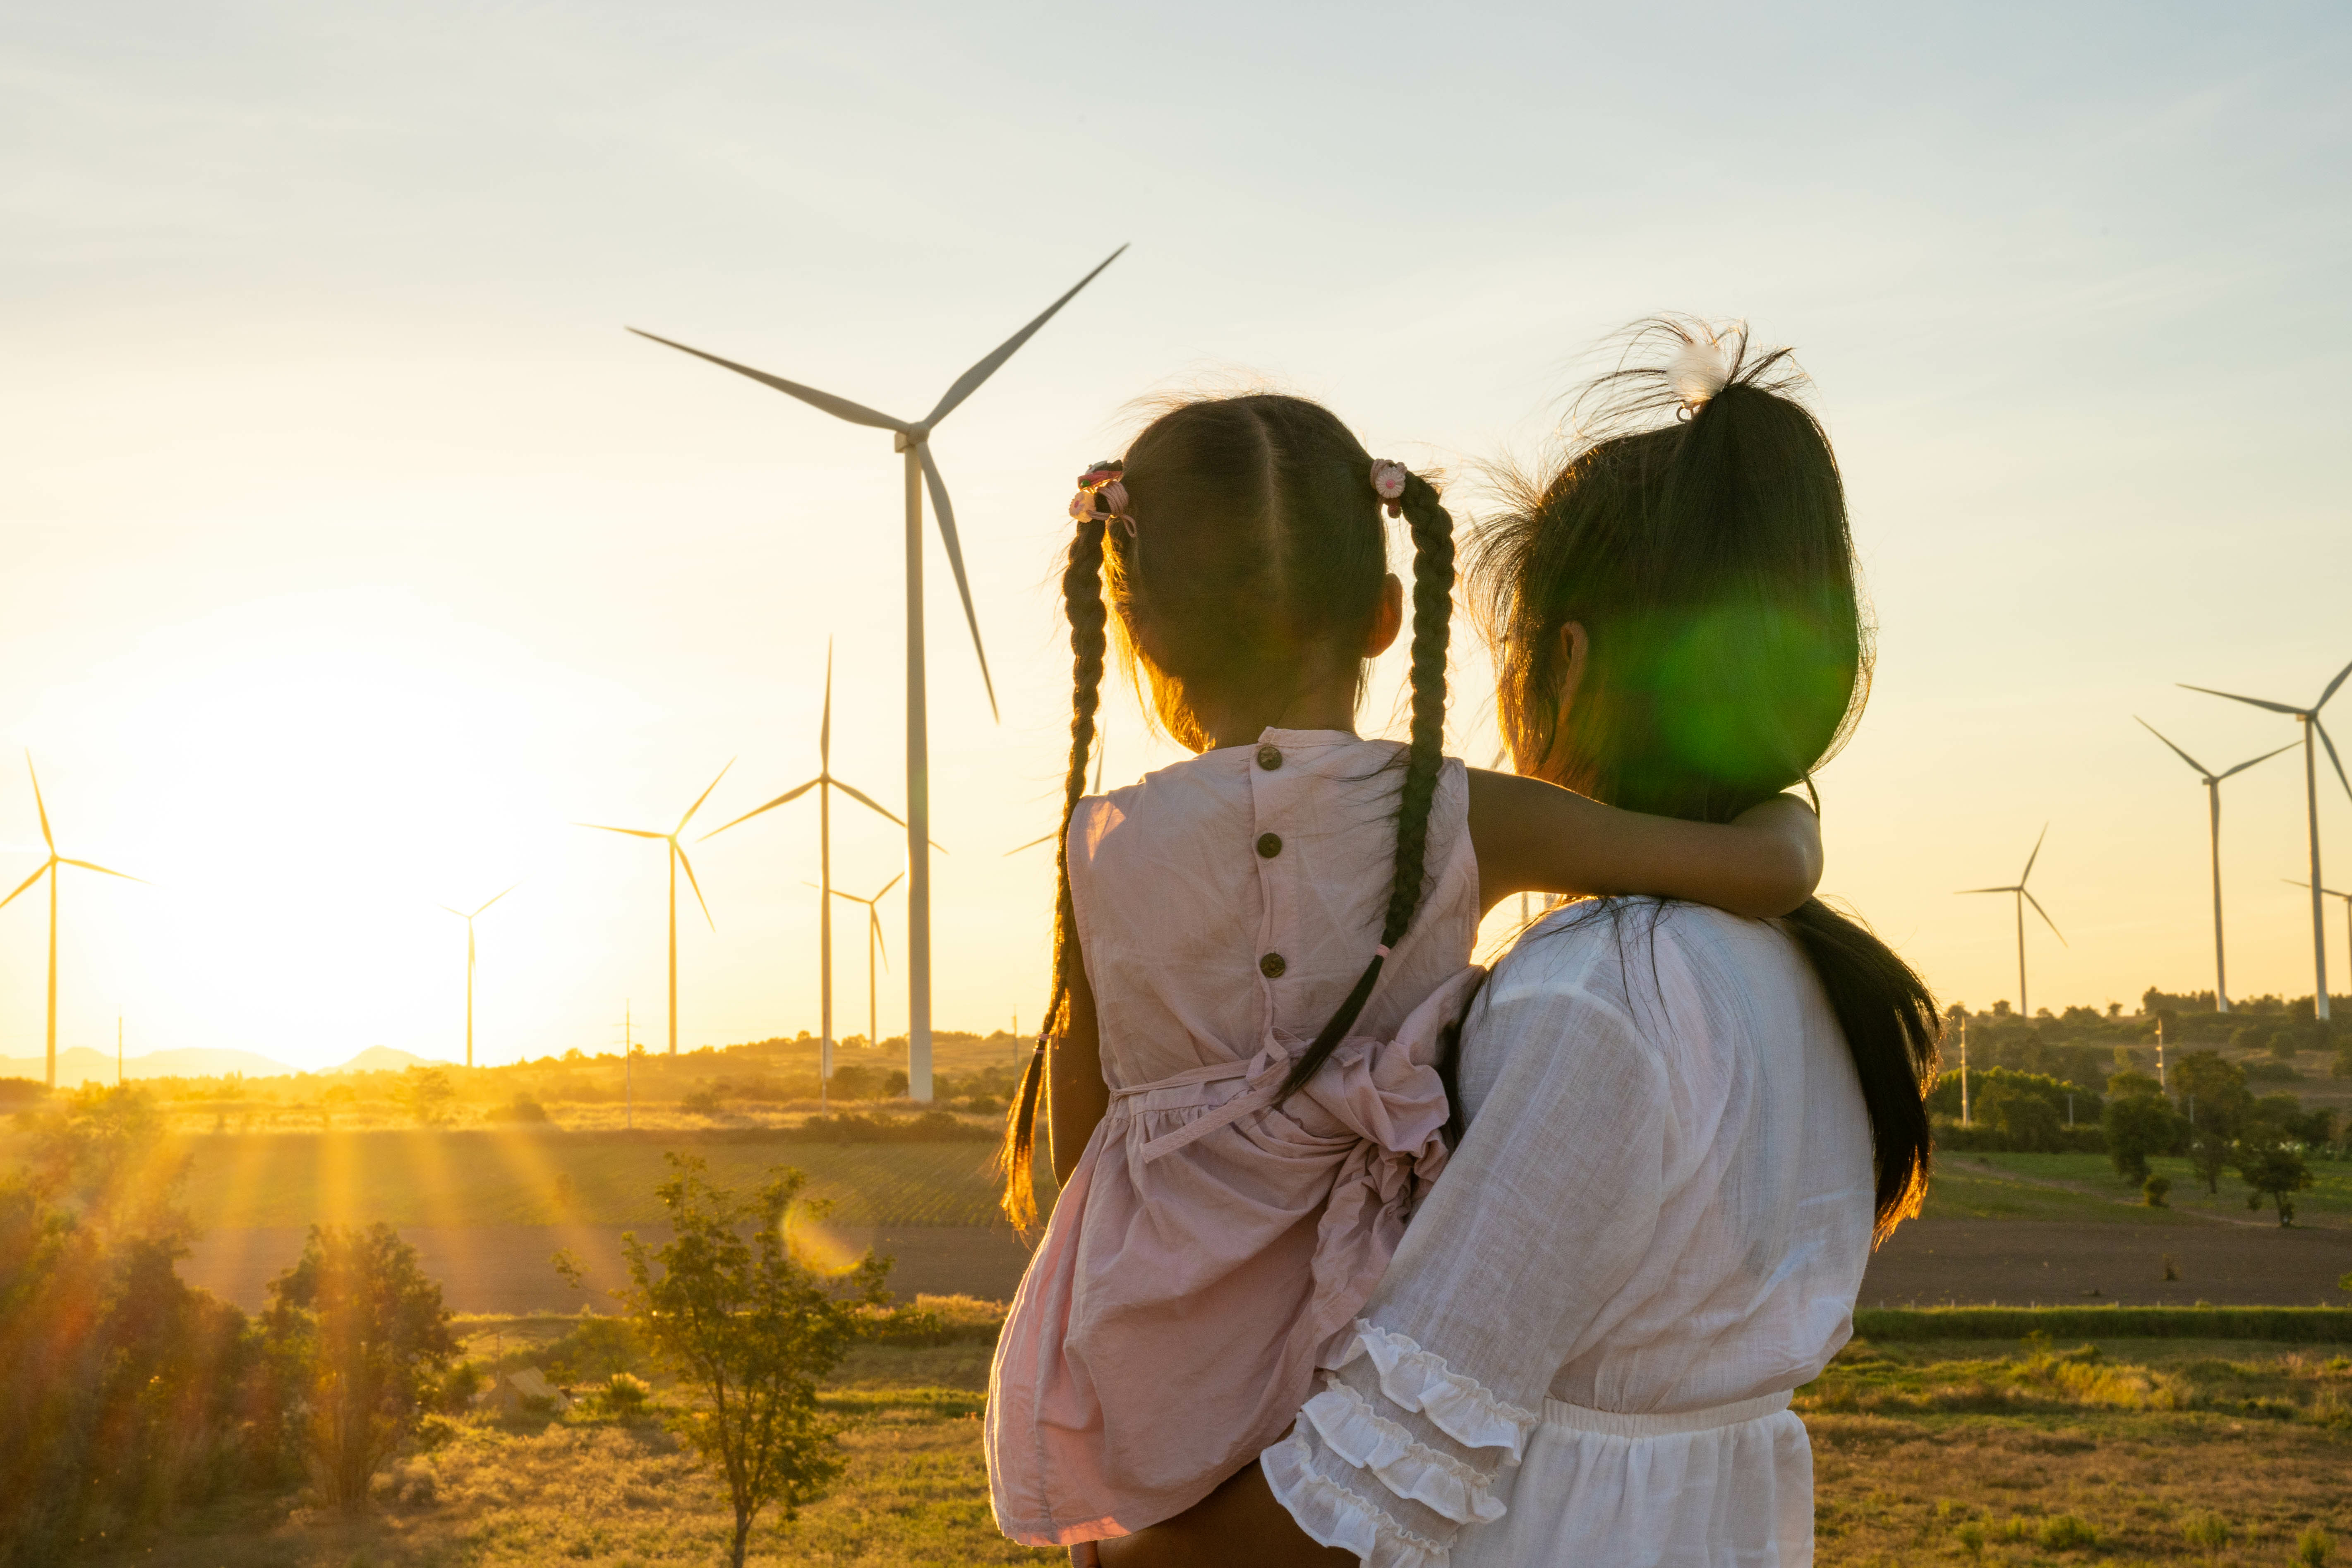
[1263,900,1875,1568]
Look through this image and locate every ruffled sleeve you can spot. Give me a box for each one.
[1261,938,1674,1566]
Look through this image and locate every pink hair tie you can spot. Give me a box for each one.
[1373,944,1392,959]
[1369,460,1410,518]
[1070,461,1129,529]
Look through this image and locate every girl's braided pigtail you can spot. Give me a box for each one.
[998,494,1113,1231]
[1279,467,1455,1100]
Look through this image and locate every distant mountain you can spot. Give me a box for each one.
[330,1045,448,1074]
[0,1045,295,1088]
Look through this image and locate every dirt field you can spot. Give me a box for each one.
[1862,1219,2352,1307]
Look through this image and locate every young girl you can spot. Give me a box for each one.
[987,392,1824,1554]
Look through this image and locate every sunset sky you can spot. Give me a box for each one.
[4,3,2349,1072]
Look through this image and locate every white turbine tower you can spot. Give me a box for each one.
[2134,719,2293,1013]
[438,884,519,1068]
[1959,825,2065,1017]
[2285,880,2352,1002]
[2181,655,2352,1021]
[630,245,1127,1100]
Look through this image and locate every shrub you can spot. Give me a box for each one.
[261,1223,458,1514]
[594,1372,653,1420]
[485,1094,549,1123]
[2181,1512,2229,1549]
[681,1085,726,1117]
[2038,1514,2098,1549]
[2300,1527,2335,1567]
[2142,1175,2171,1207]
[827,1063,909,1100]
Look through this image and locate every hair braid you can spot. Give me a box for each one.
[1278,470,1455,1100]
[997,513,1109,1230]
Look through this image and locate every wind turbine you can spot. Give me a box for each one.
[2182,655,2352,1020]
[578,763,732,1056]
[0,755,144,1089]
[438,885,518,1068]
[1958,825,2065,1017]
[1006,740,1108,856]
[2135,719,2294,1012]
[2285,880,2352,1005]
[830,872,903,1056]
[703,645,915,1093]
[629,244,1127,1101]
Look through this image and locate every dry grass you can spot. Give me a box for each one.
[85,1335,2352,1567]
[1805,1338,2352,1566]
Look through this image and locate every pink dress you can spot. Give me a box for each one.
[987,728,1483,1546]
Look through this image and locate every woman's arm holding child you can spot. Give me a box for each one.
[1468,770,1820,918]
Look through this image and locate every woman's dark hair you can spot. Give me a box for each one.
[998,393,1455,1228]
[1467,318,1938,1241]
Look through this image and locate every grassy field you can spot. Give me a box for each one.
[81,1312,2352,1568]
[53,1130,1031,1231]
[1921,1150,2352,1228]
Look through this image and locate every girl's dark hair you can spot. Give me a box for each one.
[998,393,1455,1228]
[1467,318,1938,1240]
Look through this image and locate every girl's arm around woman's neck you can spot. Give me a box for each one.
[1467,771,1821,919]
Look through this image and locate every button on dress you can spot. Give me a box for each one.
[987,729,1482,1546]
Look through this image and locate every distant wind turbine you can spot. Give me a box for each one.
[0,755,145,1089]
[703,645,919,1093]
[2182,655,2352,1020]
[438,885,519,1068]
[1959,825,2066,1017]
[831,872,903,1058]
[1006,739,1108,856]
[2135,719,2294,1013]
[629,244,1127,1102]
[2285,880,2352,1004]
[578,763,732,1055]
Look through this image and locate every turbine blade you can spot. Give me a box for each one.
[2285,879,2312,890]
[821,638,833,770]
[1956,885,2019,895]
[26,754,53,851]
[1007,831,1058,856]
[700,776,822,838]
[875,871,904,901]
[675,842,715,930]
[2317,655,2352,711]
[59,858,144,883]
[871,909,889,971]
[676,759,736,836]
[473,882,521,917]
[2217,740,2299,780]
[2178,683,2304,717]
[2020,823,2048,886]
[439,904,468,918]
[0,860,50,911]
[578,822,668,840]
[2134,717,2211,779]
[2317,719,2352,805]
[830,778,909,830]
[921,244,1129,428]
[918,441,1000,722]
[2023,889,2067,946]
[626,329,909,432]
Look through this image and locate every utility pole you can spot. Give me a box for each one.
[2155,1015,2166,1091]
[1959,1014,1970,1126]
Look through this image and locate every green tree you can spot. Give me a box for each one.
[2236,1133,2314,1226]
[2102,1089,2181,1183]
[1976,1080,2064,1152]
[595,1153,889,1568]
[2171,1050,2252,1136]
[262,1223,458,1512]
[395,1066,456,1126]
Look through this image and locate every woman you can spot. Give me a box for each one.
[1100,318,1940,1567]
